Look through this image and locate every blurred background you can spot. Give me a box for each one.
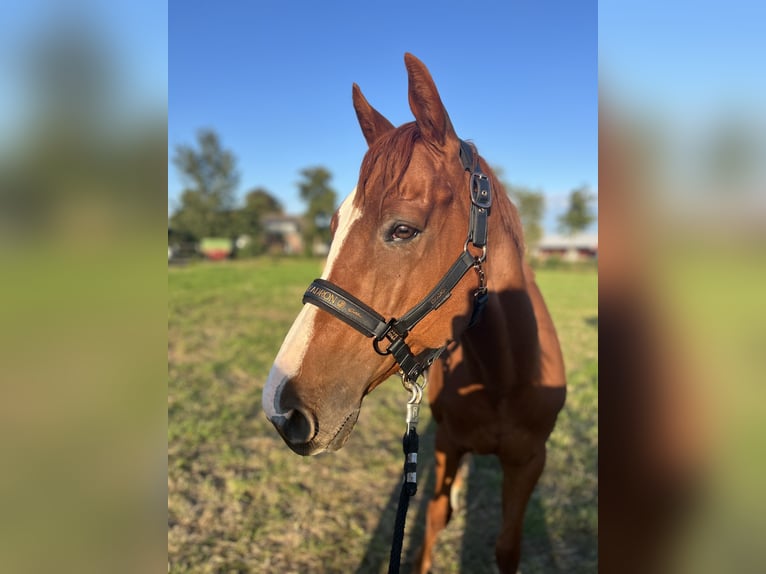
[0,1,166,573]
[2,0,765,572]
[600,1,766,572]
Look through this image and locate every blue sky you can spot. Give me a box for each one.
[169,1,598,233]
[599,1,766,120]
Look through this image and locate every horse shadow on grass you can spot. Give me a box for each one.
[356,287,564,572]
[354,417,559,573]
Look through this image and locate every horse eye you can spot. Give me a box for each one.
[390,224,419,241]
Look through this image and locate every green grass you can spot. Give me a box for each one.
[168,258,597,573]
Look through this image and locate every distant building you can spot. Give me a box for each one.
[535,233,598,262]
[262,215,304,255]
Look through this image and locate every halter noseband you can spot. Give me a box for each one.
[302,139,492,383]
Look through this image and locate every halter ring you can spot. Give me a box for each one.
[463,238,487,264]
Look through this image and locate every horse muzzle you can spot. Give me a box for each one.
[264,373,362,456]
[269,408,317,451]
[268,406,360,456]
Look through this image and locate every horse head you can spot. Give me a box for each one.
[263,54,491,455]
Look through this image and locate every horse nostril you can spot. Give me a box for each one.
[273,408,317,445]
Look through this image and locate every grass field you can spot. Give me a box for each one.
[168,258,597,573]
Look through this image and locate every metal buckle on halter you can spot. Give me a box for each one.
[470,172,492,209]
[372,319,405,356]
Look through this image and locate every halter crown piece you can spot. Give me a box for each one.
[302,139,492,384]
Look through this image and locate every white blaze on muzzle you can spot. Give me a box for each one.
[262,188,362,419]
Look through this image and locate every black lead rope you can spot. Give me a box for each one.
[388,377,424,574]
[388,427,418,574]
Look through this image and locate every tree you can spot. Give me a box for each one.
[297,167,336,255]
[558,185,595,237]
[170,129,240,239]
[235,187,283,255]
[704,116,760,192]
[242,187,283,218]
[507,184,546,251]
[493,166,546,253]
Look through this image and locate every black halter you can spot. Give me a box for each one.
[302,139,492,382]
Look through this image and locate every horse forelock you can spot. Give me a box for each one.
[356,123,421,210]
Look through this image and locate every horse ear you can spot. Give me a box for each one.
[352,83,395,146]
[404,53,456,148]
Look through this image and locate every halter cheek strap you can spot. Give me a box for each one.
[461,140,492,249]
[302,139,492,382]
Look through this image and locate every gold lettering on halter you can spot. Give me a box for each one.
[308,286,347,310]
[429,288,448,307]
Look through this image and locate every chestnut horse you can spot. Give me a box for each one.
[263,53,566,573]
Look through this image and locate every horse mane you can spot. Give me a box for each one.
[483,163,527,260]
[356,122,526,259]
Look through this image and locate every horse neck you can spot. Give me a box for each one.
[459,191,540,385]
